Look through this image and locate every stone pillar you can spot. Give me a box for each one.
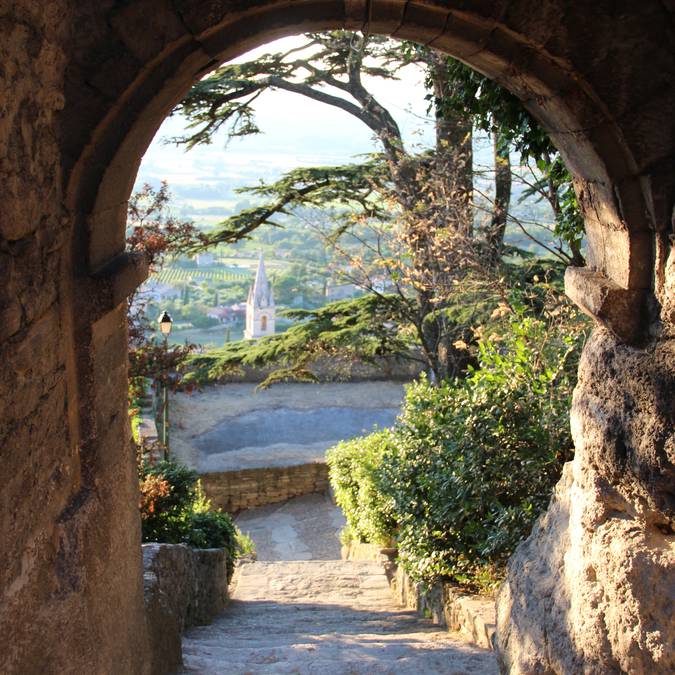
[497,328,674,673]
[496,225,674,670]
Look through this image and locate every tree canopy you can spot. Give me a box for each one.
[171,31,585,381]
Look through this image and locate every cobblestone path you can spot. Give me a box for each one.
[181,495,498,674]
[234,492,346,561]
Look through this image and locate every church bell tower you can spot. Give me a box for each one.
[244,253,276,339]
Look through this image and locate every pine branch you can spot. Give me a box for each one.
[194,161,392,249]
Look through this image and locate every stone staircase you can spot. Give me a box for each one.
[181,560,498,674]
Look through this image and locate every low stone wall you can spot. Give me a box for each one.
[143,543,230,675]
[201,462,330,512]
[215,353,423,384]
[342,541,495,651]
[341,540,397,564]
[390,566,496,651]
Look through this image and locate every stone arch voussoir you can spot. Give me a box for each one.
[63,1,672,338]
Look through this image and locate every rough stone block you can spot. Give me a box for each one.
[109,0,188,64]
[89,251,150,322]
[496,329,675,674]
[143,543,230,674]
[0,300,22,341]
[565,266,647,344]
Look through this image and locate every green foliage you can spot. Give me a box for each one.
[138,458,246,579]
[522,156,585,261]
[384,316,580,587]
[431,57,552,163]
[140,459,199,539]
[327,430,397,546]
[185,511,237,550]
[181,294,414,388]
[273,262,328,308]
[234,530,257,559]
[128,388,144,444]
[181,261,569,390]
[193,160,390,249]
[327,310,585,590]
[430,57,585,264]
[179,259,564,389]
[130,414,142,443]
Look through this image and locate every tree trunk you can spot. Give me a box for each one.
[427,50,474,237]
[487,132,512,263]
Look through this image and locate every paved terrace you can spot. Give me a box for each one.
[170,382,405,472]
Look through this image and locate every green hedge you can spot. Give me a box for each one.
[327,314,582,590]
[327,430,397,546]
[139,458,247,580]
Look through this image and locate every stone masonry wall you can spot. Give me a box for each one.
[201,463,330,513]
[143,544,230,675]
[496,330,675,673]
[0,3,149,673]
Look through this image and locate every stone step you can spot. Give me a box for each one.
[184,642,476,655]
[182,560,498,674]
[185,617,420,629]
[184,631,431,647]
[182,656,479,675]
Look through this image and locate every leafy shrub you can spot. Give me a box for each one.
[385,316,580,588]
[138,458,247,579]
[234,530,257,559]
[189,509,238,580]
[328,312,584,591]
[327,430,397,546]
[140,459,198,541]
[130,408,143,444]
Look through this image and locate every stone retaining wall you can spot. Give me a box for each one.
[390,565,496,651]
[143,544,231,675]
[342,541,495,651]
[201,462,330,512]
[214,353,422,384]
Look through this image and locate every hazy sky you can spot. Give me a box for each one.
[135,36,438,202]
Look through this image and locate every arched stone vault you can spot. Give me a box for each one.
[69,1,670,286]
[0,2,673,673]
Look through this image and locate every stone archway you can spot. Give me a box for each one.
[1,2,673,673]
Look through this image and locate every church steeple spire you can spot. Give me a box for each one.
[251,251,274,308]
[244,252,275,338]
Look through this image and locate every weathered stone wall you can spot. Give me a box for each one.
[201,463,330,513]
[0,2,149,673]
[143,543,230,675]
[0,2,673,673]
[389,565,496,652]
[497,330,675,673]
